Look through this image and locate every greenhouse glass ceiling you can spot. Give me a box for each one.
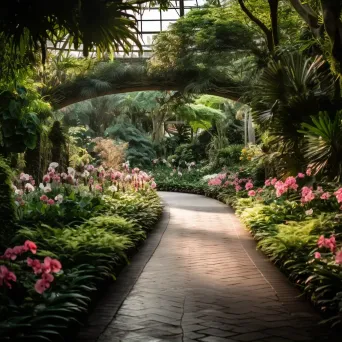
[47,0,205,58]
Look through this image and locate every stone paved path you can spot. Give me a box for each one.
[92,192,334,342]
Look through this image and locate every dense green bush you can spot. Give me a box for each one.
[0,157,17,246]
[215,144,243,167]
[105,123,156,167]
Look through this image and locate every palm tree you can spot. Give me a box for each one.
[0,0,143,65]
[250,52,337,176]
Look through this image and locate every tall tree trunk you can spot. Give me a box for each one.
[25,133,41,181]
[248,113,256,144]
[321,0,342,72]
[268,0,280,47]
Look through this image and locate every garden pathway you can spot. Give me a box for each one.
[82,192,335,342]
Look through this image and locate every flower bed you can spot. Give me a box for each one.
[0,162,162,341]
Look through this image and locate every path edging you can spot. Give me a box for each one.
[76,203,170,342]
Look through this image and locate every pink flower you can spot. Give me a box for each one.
[42,272,54,283]
[0,266,17,289]
[40,195,48,202]
[235,185,242,192]
[306,168,312,176]
[27,258,42,274]
[151,181,157,189]
[43,174,50,183]
[4,248,17,260]
[42,257,62,274]
[245,181,253,190]
[24,240,37,254]
[47,199,55,205]
[301,186,315,203]
[95,184,103,191]
[317,235,325,248]
[13,245,25,256]
[314,252,321,259]
[297,173,305,178]
[320,192,331,200]
[274,181,287,197]
[270,178,277,185]
[264,179,271,186]
[334,188,342,203]
[248,190,256,197]
[284,176,298,190]
[208,178,221,186]
[335,251,342,264]
[35,279,51,294]
[327,236,336,252]
[317,235,336,252]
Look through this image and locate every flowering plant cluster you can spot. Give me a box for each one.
[13,162,157,208]
[208,167,342,218]
[207,171,261,195]
[0,240,62,294]
[240,144,262,161]
[314,235,342,265]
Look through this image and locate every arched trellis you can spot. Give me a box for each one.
[48,60,244,110]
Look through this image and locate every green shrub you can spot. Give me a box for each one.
[105,123,156,167]
[215,144,243,167]
[17,224,133,273]
[80,215,146,242]
[0,157,17,246]
[102,191,163,230]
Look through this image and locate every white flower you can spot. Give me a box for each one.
[191,161,196,166]
[60,172,68,179]
[172,159,175,162]
[167,163,171,167]
[25,183,35,192]
[49,162,59,169]
[162,159,167,163]
[15,189,23,196]
[108,185,118,192]
[305,208,313,216]
[152,159,158,164]
[55,194,63,204]
[178,171,182,176]
[67,167,76,176]
[124,175,132,182]
[170,172,174,176]
[81,170,90,178]
[39,183,51,193]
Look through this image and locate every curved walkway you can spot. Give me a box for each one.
[81,192,333,342]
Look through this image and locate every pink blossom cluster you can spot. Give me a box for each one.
[317,235,336,252]
[0,241,62,294]
[334,188,342,203]
[301,186,315,203]
[2,240,37,260]
[315,235,342,265]
[27,257,62,294]
[0,266,16,289]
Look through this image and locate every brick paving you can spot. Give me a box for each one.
[81,192,337,342]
